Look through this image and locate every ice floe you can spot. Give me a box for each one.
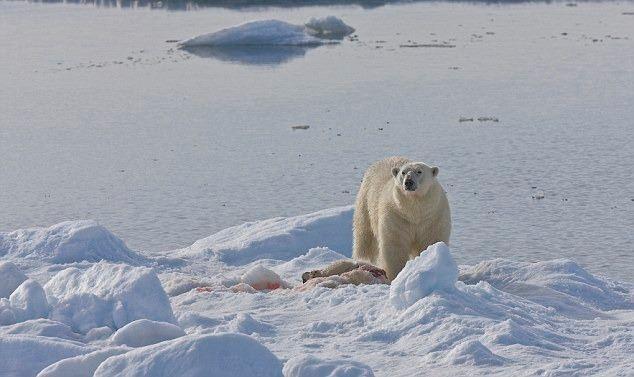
[179,17,354,48]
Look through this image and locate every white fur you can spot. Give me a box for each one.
[352,157,451,280]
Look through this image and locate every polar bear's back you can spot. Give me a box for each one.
[361,156,410,190]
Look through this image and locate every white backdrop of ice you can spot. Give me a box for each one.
[93,333,283,377]
[389,242,458,310]
[44,262,176,332]
[179,17,353,47]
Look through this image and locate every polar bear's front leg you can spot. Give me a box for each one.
[378,221,411,281]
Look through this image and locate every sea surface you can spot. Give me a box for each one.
[1,0,632,280]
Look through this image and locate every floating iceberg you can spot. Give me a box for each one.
[179,17,355,48]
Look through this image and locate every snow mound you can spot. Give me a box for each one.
[0,335,92,377]
[304,16,355,39]
[274,247,348,283]
[179,206,353,265]
[44,262,176,333]
[93,333,283,377]
[7,279,49,323]
[227,313,276,336]
[240,265,290,291]
[283,355,374,377]
[0,261,27,298]
[390,242,458,310]
[460,258,633,316]
[0,221,142,264]
[37,346,130,377]
[179,17,354,48]
[0,319,81,342]
[111,319,185,347]
[161,272,216,296]
[444,340,506,366]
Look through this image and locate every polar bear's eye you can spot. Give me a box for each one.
[417,170,422,174]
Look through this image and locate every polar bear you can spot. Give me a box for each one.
[352,157,451,280]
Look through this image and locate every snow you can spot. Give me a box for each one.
[111,319,185,347]
[0,209,632,376]
[8,279,50,323]
[44,262,176,333]
[93,334,283,377]
[0,319,81,342]
[0,221,143,265]
[177,206,353,264]
[0,335,92,377]
[37,347,130,377]
[0,262,27,298]
[283,355,374,377]
[389,242,459,310]
[179,17,354,48]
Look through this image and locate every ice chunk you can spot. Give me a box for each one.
[0,261,27,298]
[0,220,142,264]
[283,355,374,377]
[10,279,49,321]
[44,262,176,333]
[0,335,91,377]
[389,242,458,310]
[179,206,353,265]
[304,16,355,39]
[37,346,130,377]
[180,20,324,48]
[240,265,290,291]
[93,333,283,377]
[111,319,185,347]
[180,17,354,48]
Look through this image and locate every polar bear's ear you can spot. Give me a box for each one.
[431,167,439,177]
[392,167,400,177]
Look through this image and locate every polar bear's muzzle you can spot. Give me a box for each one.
[404,178,416,191]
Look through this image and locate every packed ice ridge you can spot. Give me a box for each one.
[0,206,632,376]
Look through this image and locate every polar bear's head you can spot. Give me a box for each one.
[391,162,439,195]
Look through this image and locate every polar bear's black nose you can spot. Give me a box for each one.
[405,179,414,189]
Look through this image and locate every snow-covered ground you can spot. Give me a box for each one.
[1,207,632,376]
